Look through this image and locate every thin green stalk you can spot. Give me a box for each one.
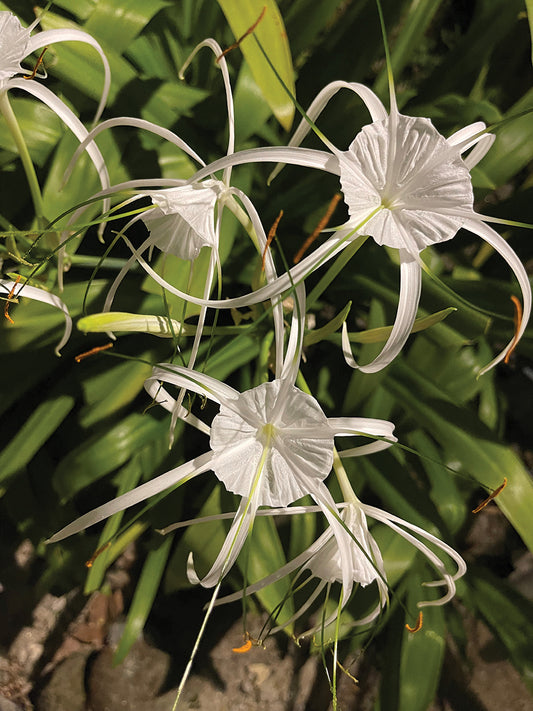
[0,91,46,226]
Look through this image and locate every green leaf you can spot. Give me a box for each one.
[525,0,533,66]
[0,391,75,488]
[164,484,228,593]
[240,515,294,631]
[0,98,62,167]
[468,566,533,692]
[84,0,170,56]
[84,456,145,592]
[79,357,153,429]
[388,364,533,554]
[398,568,446,711]
[216,0,295,130]
[304,302,351,347]
[113,534,173,665]
[39,11,136,104]
[53,413,164,501]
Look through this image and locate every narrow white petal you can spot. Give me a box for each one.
[64,117,205,186]
[465,219,531,374]
[26,28,111,123]
[190,146,340,184]
[1,280,72,355]
[47,451,214,543]
[327,416,396,439]
[8,79,110,193]
[146,364,239,406]
[342,252,422,372]
[188,489,261,587]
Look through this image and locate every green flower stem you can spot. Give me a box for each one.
[0,91,46,226]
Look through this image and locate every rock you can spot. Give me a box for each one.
[36,651,90,711]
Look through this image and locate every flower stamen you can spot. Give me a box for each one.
[472,477,508,514]
[504,295,523,364]
[216,6,267,62]
[405,610,423,633]
[294,193,342,264]
[75,342,113,363]
[232,638,252,654]
[24,46,47,81]
[262,209,283,271]
[3,275,20,324]
[85,541,112,568]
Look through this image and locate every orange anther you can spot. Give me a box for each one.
[3,275,21,325]
[75,342,113,363]
[24,47,48,81]
[262,209,283,270]
[85,541,111,568]
[217,7,267,62]
[294,193,342,264]
[472,477,508,514]
[405,611,423,633]
[504,295,523,364]
[232,638,252,654]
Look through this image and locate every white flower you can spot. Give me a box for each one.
[47,285,396,592]
[185,81,530,376]
[142,181,222,261]
[0,11,111,204]
[214,496,466,640]
[1,279,72,355]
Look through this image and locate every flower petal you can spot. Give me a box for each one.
[8,79,110,193]
[26,28,111,124]
[1,279,72,355]
[465,218,531,374]
[146,364,240,407]
[47,450,215,543]
[342,251,422,372]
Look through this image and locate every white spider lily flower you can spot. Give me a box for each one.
[1,278,72,355]
[214,496,466,640]
[0,11,111,204]
[47,284,396,598]
[184,80,530,376]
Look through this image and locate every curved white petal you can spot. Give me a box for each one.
[342,251,422,372]
[327,416,396,439]
[64,117,205,186]
[180,38,235,180]
[122,222,354,310]
[26,28,111,124]
[269,80,387,182]
[47,450,215,543]
[339,440,396,457]
[1,279,72,355]
[464,218,531,374]
[146,364,240,406]
[227,186,285,374]
[279,282,306,387]
[190,146,340,184]
[447,121,487,148]
[188,489,261,587]
[8,79,110,193]
[361,502,466,604]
